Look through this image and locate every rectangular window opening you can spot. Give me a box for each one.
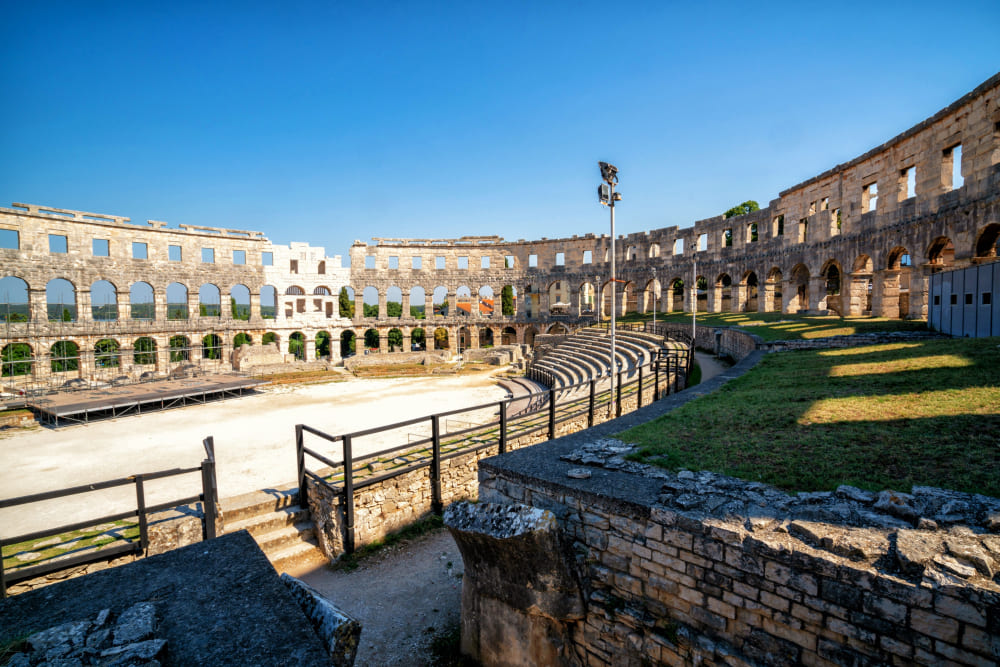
[933,295,941,306]
[412,256,422,270]
[169,245,183,262]
[950,294,957,305]
[365,256,376,269]
[673,238,684,255]
[863,183,878,213]
[49,234,68,254]
[290,259,299,273]
[900,167,916,200]
[202,248,215,263]
[481,256,490,269]
[774,215,784,236]
[982,292,992,305]
[132,242,148,259]
[528,254,538,268]
[798,219,808,243]
[389,256,399,270]
[723,229,732,248]
[820,197,829,211]
[698,234,707,251]
[965,293,973,305]
[436,256,445,270]
[555,252,565,266]
[233,250,246,265]
[808,201,816,215]
[505,255,515,268]
[582,250,592,264]
[261,251,272,266]
[0,229,19,249]
[92,239,109,256]
[458,256,469,270]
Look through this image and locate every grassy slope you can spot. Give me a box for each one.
[620,337,1000,496]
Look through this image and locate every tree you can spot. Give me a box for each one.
[501,285,514,316]
[434,328,448,349]
[61,308,72,322]
[411,328,425,349]
[363,303,379,318]
[364,329,380,350]
[288,333,305,360]
[1,343,32,376]
[386,301,402,318]
[233,332,253,349]
[338,287,354,318]
[388,329,403,350]
[410,305,425,319]
[723,200,760,219]
[316,331,331,357]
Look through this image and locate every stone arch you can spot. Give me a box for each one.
[765,268,783,313]
[547,323,568,335]
[927,236,955,270]
[0,276,29,322]
[199,283,221,318]
[340,330,356,357]
[523,325,538,347]
[169,335,191,362]
[740,271,759,312]
[362,286,379,318]
[411,327,426,351]
[167,282,189,320]
[410,286,426,319]
[47,278,77,321]
[313,286,332,296]
[363,328,380,351]
[974,223,1000,260]
[134,337,158,366]
[458,325,471,350]
[260,285,277,320]
[315,331,332,358]
[433,327,449,350]
[621,281,636,315]
[788,264,810,313]
[91,279,118,321]
[201,334,223,360]
[2,342,33,377]
[262,332,279,346]
[288,331,306,360]
[712,273,733,313]
[501,326,517,345]
[230,284,251,320]
[456,286,473,317]
[50,340,80,373]
[130,281,155,320]
[820,259,843,315]
[478,285,494,317]
[285,286,305,295]
[233,332,253,348]
[432,286,448,317]
[94,338,121,369]
[386,286,403,318]
[668,278,684,312]
[387,327,403,352]
[478,326,494,347]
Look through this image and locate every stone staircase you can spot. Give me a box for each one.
[219,485,328,574]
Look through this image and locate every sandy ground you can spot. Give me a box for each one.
[0,373,509,536]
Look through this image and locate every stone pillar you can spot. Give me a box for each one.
[378,291,387,319]
[425,292,434,320]
[379,333,389,354]
[77,289,92,323]
[29,288,47,323]
[539,289,550,316]
[470,327,479,349]
[402,333,411,352]
[249,291,260,323]
[873,270,900,318]
[354,292,364,323]
[401,292,410,319]
[810,276,827,312]
[118,291,131,321]
[305,339,316,360]
[781,280,794,314]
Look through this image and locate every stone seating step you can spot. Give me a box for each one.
[225,505,310,537]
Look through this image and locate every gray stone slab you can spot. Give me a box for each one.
[0,531,332,666]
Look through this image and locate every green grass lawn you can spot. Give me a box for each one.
[620,311,929,342]
[619,337,1000,496]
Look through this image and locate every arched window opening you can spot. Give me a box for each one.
[230,284,251,320]
[91,280,118,321]
[94,338,121,368]
[47,279,77,321]
[169,336,191,362]
[50,340,79,372]
[0,276,29,322]
[202,334,223,360]
[134,337,157,365]
[130,282,154,320]
[167,283,189,320]
[199,284,221,318]
[2,343,32,376]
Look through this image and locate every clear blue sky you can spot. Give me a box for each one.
[2,2,998,264]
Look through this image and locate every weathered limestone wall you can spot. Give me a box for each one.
[474,440,1000,666]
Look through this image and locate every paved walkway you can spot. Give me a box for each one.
[694,350,728,383]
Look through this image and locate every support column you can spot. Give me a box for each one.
[29,288,47,323]
[401,292,410,319]
[305,339,316,360]
[379,332,389,354]
[77,289,92,323]
[810,276,827,312]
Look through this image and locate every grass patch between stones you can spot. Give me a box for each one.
[620,337,1000,496]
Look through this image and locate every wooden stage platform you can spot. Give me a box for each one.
[26,374,265,426]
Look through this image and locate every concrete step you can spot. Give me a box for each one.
[254,520,317,554]
[220,485,299,525]
[269,536,329,575]
[224,506,310,537]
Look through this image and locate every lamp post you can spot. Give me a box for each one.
[598,162,621,418]
[651,266,657,330]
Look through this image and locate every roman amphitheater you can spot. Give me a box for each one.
[1,75,998,386]
[2,75,999,667]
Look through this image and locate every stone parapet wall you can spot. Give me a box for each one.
[476,439,1000,666]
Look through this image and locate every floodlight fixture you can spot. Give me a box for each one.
[599,161,619,185]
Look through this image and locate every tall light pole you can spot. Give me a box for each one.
[651,266,657,330]
[692,258,697,343]
[598,162,621,418]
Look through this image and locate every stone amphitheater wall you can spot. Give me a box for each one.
[2,74,998,385]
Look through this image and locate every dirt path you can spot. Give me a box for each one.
[297,529,464,667]
[694,350,728,382]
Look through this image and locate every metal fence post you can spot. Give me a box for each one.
[431,415,442,514]
[499,401,508,454]
[343,434,356,554]
[295,425,307,508]
[616,370,623,417]
[654,356,661,402]
[201,459,218,540]
[134,475,149,553]
[548,388,556,440]
[637,365,644,408]
[588,379,595,427]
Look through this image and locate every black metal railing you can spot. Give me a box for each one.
[295,331,691,554]
[0,437,218,597]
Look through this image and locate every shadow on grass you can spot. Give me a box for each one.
[620,337,1000,496]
